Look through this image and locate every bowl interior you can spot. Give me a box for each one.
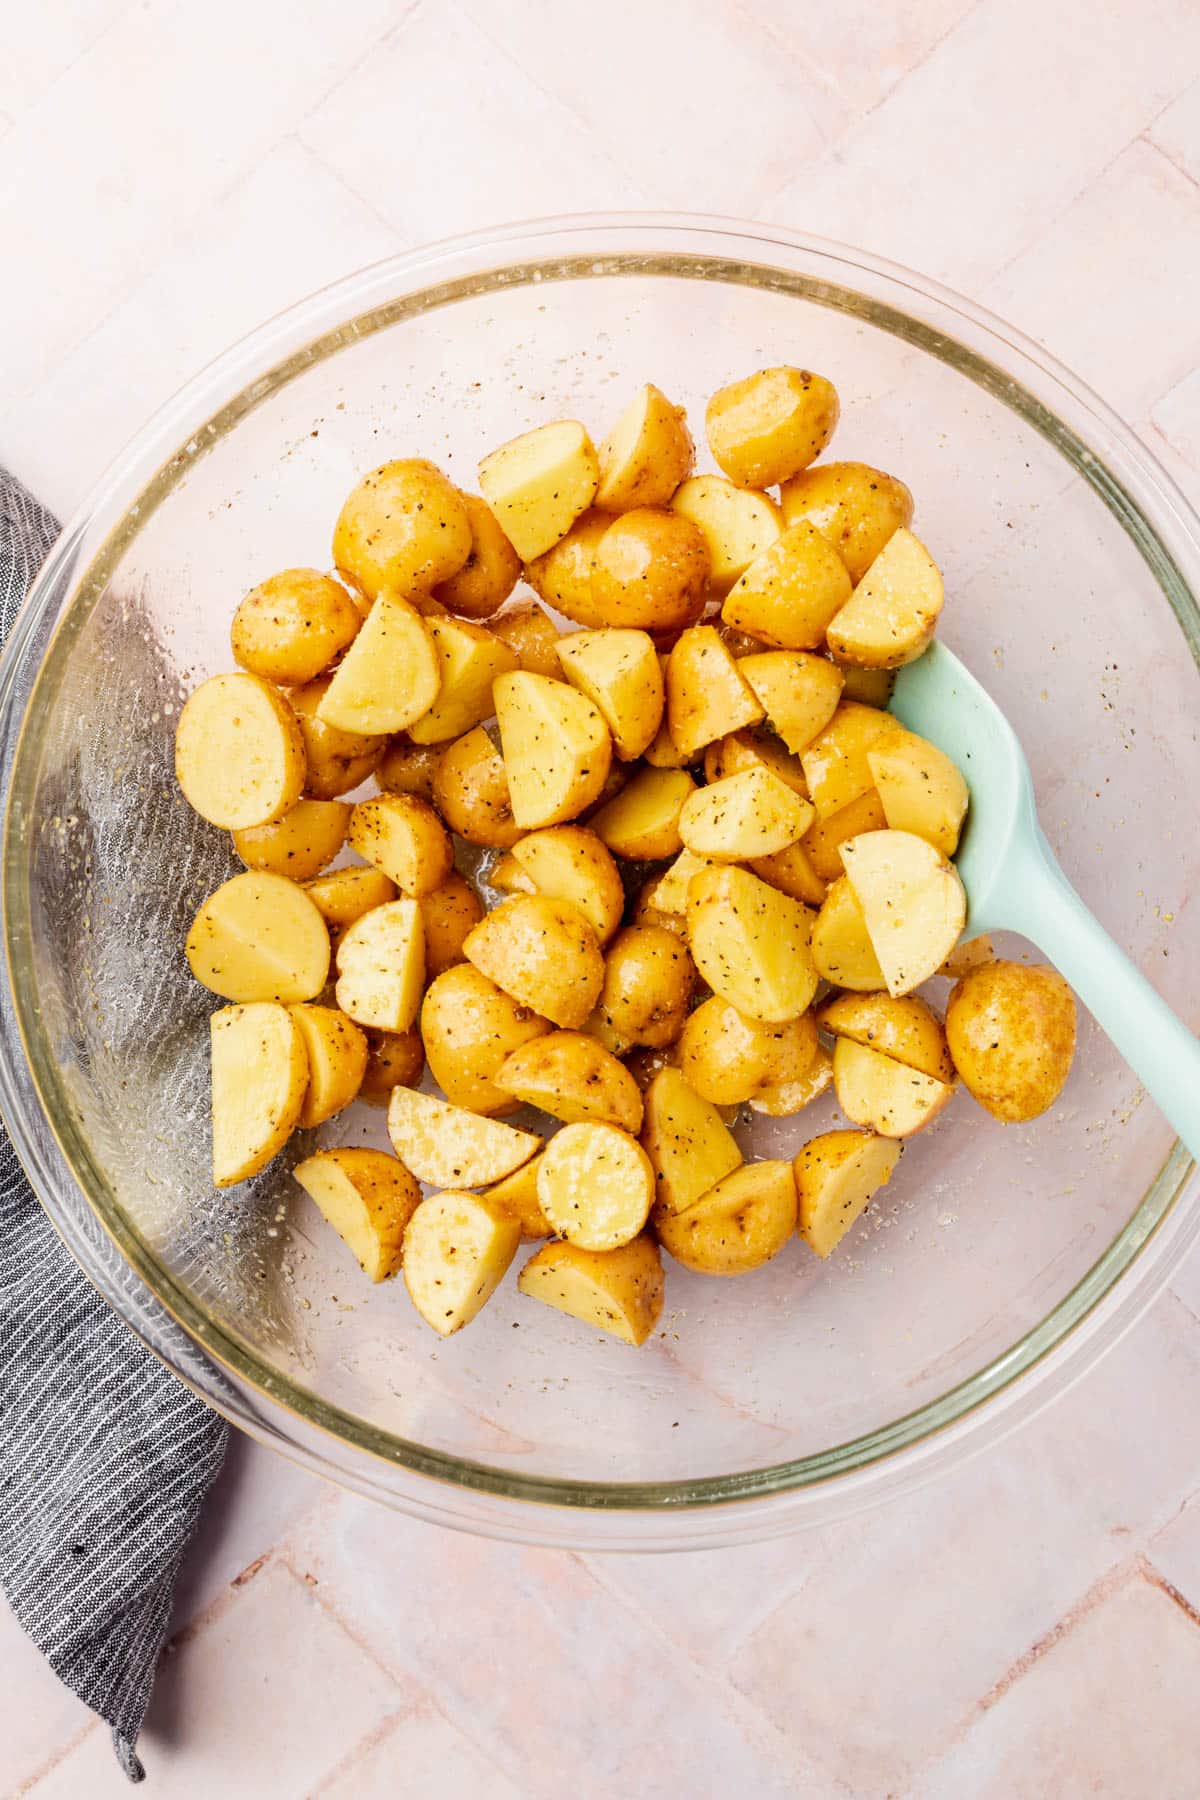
[6,238,1199,1509]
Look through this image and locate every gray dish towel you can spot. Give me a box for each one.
[0,469,229,1782]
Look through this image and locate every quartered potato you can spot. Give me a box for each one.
[421,962,551,1116]
[640,1066,743,1216]
[803,788,888,881]
[749,1041,835,1117]
[678,767,813,861]
[231,568,361,687]
[495,1031,644,1132]
[403,1190,522,1336]
[748,838,827,907]
[288,676,384,799]
[946,960,1077,1122]
[432,725,522,848]
[464,893,604,1029]
[840,829,966,997]
[335,897,425,1031]
[524,510,610,626]
[721,521,852,650]
[187,871,330,1004]
[347,793,453,897]
[489,600,563,678]
[810,876,886,991]
[479,419,599,561]
[738,652,844,755]
[817,990,954,1083]
[800,701,905,820]
[407,615,518,744]
[317,592,440,735]
[509,825,624,945]
[210,1002,308,1187]
[686,865,817,1024]
[706,366,839,488]
[293,1147,421,1281]
[640,847,712,918]
[233,797,350,881]
[779,461,914,583]
[867,734,969,858]
[679,995,819,1106]
[656,1160,797,1277]
[595,925,695,1051]
[176,672,307,830]
[536,1123,654,1251]
[359,1028,425,1106]
[556,628,664,760]
[590,508,710,634]
[832,1038,955,1137]
[432,492,521,619]
[794,1130,901,1258]
[493,671,612,829]
[642,654,691,770]
[333,459,472,601]
[418,871,484,977]
[826,528,944,669]
[388,1086,540,1188]
[291,1003,368,1128]
[519,1236,664,1346]
[590,765,696,860]
[302,864,396,929]
[670,474,782,594]
[484,1153,552,1241]
[666,624,763,758]
[595,384,694,512]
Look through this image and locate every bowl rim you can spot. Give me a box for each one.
[2,211,1198,1545]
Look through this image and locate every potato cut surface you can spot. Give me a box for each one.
[536,1123,654,1251]
[187,871,330,1004]
[666,624,763,758]
[484,1153,552,1240]
[211,1002,308,1187]
[686,865,817,1024]
[670,475,782,593]
[478,420,599,561]
[827,527,944,669]
[640,1066,743,1216]
[403,1190,521,1336]
[176,672,306,830]
[291,1004,369,1128]
[867,735,969,858]
[839,828,966,997]
[738,651,844,755]
[494,670,612,829]
[555,627,664,761]
[335,897,425,1031]
[294,1147,421,1281]
[795,1130,901,1257]
[679,766,813,861]
[595,383,693,513]
[721,521,852,649]
[832,1038,955,1138]
[590,766,695,861]
[387,1086,540,1188]
[407,615,519,744]
[347,793,453,897]
[316,592,441,735]
[509,825,624,944]
[817,991,954,1082]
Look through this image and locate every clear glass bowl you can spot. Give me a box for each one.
[2,216,1198,1549]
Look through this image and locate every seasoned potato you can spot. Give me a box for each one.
[590,766,695,860]
[722,521,852,650]
[833,1039,955,1137]
[489,600,563,678]
[303,864,396,929]
[867,735,969,858]
[231,568,361,686]
[818,990,952,1080]
[187,871,330,1003]
[403,1190,521,1336]
[706,366,839,487]
[630,884,690,942]
[495,1031,643,1132]
[210,1002,308,1187]
[433,725,522,848]
[656,1160,797,1276]
[421,963,550,1116]
[800,701,905,819]
[590,508,710,634]
[509,825,624,944]
[376,740,443,802]
[739,652,844,755]
[493,671,612,829]
[839,666,896,708]
[233,798,350,881]
[827,529,944,669]
[407,616,518,744]
[810,876,886,990]
[556,628,664,760]
[333,459,472,600]
[288,676,384,799]
[595,383,694,512]
[795,1130,901,1257]
[536,1123,654,1251]
[478,419,599,561]
[666,624,763,758]
[778,461,914,583]
[946,961,1077,1122]
[487,851,536,897]
[686,865,817,1024]
[388,1086,540,1187]
[317,592,440,735]
[484,1153,552,1240]
[519,1236,664,1345]
[748,839,827,906]
[642,653,690,769]
[640,847,712,918]
[640,1066,742,1215]
[679,767,813,861]
[524,510,610,626]
[705,727,809,798]
[347,794,452,897]
[678,995,819,1105]
[803,788,888,881]
[671,475,782,594]
[176,672,306,829]
[359,1027,425,1105]
[464,894,604,1029]
[596,925,695,1050]
[335,897,425,1031]
[840,829,966,997]
[749,1041,835,1116]
[431,492,521,618]
[291,1003,368,1127]
[623,1045,679,1092]
[294,1147,421,1281]
[940,934,995,980]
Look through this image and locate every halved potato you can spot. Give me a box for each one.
[464,893,604,1029]
[293,1147,421,1281]
[794,1129,902,1257]
[403,1190,522,1336]
[478,420,599,561]
[867,735,969,858]
[176,672,307,829]
[419,872,484,978]
[291,1003,369,1128]
[670,474,782,594]
[840,829,967,997]
[536,1123,654,1251]
[595,925,695,1051]
[333,459,472,600]
[335,897,425,1031]
[748,839,827,907]
[211,1002,308,1187]
[666,624,763,758]
[346,794,452,897]
[421,962,551,1116]
[590,508,710,634]
[826,528,944,669]
[595,383,693,512]
[388,1086,540,1187]
[302,866,395,930]
[832,1038,956,1137]
[432,492,521,619]
[640,1066,743,1216]
[233,798,351,881]
[509,825,624,945]
[706,366,839,487]
[679,767,813,861]
[406,616,518,744]
[705,728,809,798]
[817,990,954,1082]
[590,766,695,860]
[749,1042,835,1116]
[722,522,852,649]
[433,725,522,848]
[556,628,663,760]
[678,995,819,1105]
[518,1236,664,1345]
[317,592,440,735]
[187,872,330,1003]
[802,788,888,881]
[810,876,885,990]
[288,676,384,799]
[800,701,906,820]
[686,865,817,1024]
[656,1160,797,1276]
[738,652,844,755]
[359,1028,425,1106]
[945,959,1077,1123]
[495,1031,643,1132]
[231,568,361,686]
[484,1153,552,1241]
[778,461,914,583]
[489,600,563,678]
[494,671,612,829]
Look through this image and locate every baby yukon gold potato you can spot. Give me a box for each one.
[666,624,763,758]
[595,383,694,512]
[406,616,518,744]
[494,671,612,830]
[317,592,440,736]
[833,1039,956,1138]
[509,825,624,944]
[826,528,944,669]
[779,461,914,583]
[686,865,817,1024]
[867,735,969,858]
[800,701,905,820]
[176,672,307,829]
[489,600,562,677]
[403,1190,522,1337]
[303,864,396,929]
[640,847,711,919]
[590,766,696,861]
[706,366,839,488]
[333,459,472,600]
[678,995,819,1106]
[946,960,1077,1123]
[347,793,452,897]
[524,510,610,626]
[210,1002,309,1187]
[432,725,522,848]
[840,829,967,997]
[641,1066,743,1215]
[706,728,810,798]
[294,1147,421,1282]
[464,893,604,1029]
[488,852,535,897]
[671,474,782,594]
[940,934,995,980]
[642,656,690,769]
[657,1160,798,1277]
[479,419,599,561]
[291,1003,368,1128]
[810,876,886,990]
[484,1153,551,1241]
[803,789,888,882]
[359,1028,424,1105]
[187,871,330,1003]
[748,839,827,906]
[231,568,361,686]
[495,1031,643,1133]
[555,628,664,760]
[536,1123,654,1251]
[335,897,425,1031]
[422,962,550,1115]
[795,1130,901,1258]
[840,667,896,708]
[519,1236,664,1346]
[739,652,844,756]
[595,925,695,1050]
[418,872,484,978]
[388,1087,540,1188]
[233,797,350,881]
[431,493,521,619]
[590,508,710,634]
[679,767,814,861]
[722,521,853,650]
[288,676,384,799]
[818,991,954,1083]
[749,1041,835,1117]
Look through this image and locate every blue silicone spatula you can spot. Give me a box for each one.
[889,640,1200,1162]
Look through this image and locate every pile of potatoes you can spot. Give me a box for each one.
[175,366,1077,1348]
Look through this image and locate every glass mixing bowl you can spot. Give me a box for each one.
[2,216,1198,1549]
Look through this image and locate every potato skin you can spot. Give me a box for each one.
[231,568,361,686]
[524,510,610,626]
[288,676,384,799]
[376,739,445,802]
[420,962,551,1116]
[590,509,710,633]
[489,601,562,678]
[679,996,819,1105]
[778,461,914,583]
[432,492,521,618]
[333,458,472,600]
[433,726,523,848]
[463,894,605,1030]
[359,1028,425,1105]
[706,366,839,488]
[597,926,695,1050]
[418,871,484,977]
[946,961,1076,1122]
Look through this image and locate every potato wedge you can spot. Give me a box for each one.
[795,1130,901,1257]
[294,1147,421,1281]
[946,960,1077,1122]
[656,1160,797,1276]
[509,825,624,945]
[288,676,384,799]
[595,383,694,513]
[555,628,663,760]
[464,893,604,1029]
[231,568,361,687]
[478,419,599,561]
[419,872,484,978]
[739,652,844,755]
[827,528,944,669]
[233,798,351,881]
[403,1190,521,1336]
[421,962,552,1116]
[721,522,852,650]
[810,876,886,991]
[346,793,452,898]
[679,767,813,861]
[291,1003,368,1128]
[595,925,695,1051]
[641,847,712,917]
[494,671,612,829]
[679,995,819,1106]
[211,1002,308,1187]
[317,592,440,735]
[432,492,521,619]
[333,459,472,600]
[840,829,967,997]
[388,1086,540,1188]
[665,624,763,758]
[518,1236,664,1345]
[484,1153,552,1241]
[802,788,888,881]
[302,866,395,932]
[705,728,809,798]
[749,1041,835,1116]
[590,508,710,634]
[833,1038,955,1137]
[748,839,827,906]
[359,1028,424,1106]
[800,701,906,820]
[335,897,425,1031]
[406,615,518,744]
[686,865,817,1024]
[433,725,522,848]
[489,600,562,678]
[641,1066,743,1216]
[176,672,307,829]
[867,735,969,858]
[536,1123,654,1251]
[590,766,695,860]
[817,991,954,1083]
[495,1031,643,1132]
[778,461,914,583]
[671,474,782,594]
[187,872,330,1004]
[706,366,839,488]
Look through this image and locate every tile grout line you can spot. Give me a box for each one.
[11,1714,100,1798]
